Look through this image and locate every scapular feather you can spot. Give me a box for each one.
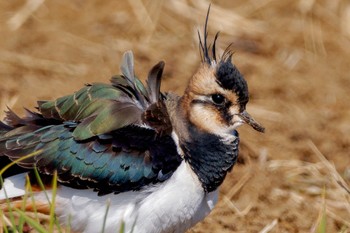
[120,51,147,108]
[89,102,141,135]
[146,61,165,103]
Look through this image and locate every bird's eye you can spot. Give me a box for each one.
[211,94,226,105]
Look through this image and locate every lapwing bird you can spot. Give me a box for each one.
[0,8,264,233]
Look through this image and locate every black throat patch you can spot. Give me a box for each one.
[182,124,239,192]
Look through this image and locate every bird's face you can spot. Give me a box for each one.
[182,59,264,135]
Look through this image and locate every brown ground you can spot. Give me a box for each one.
[0,0,349,232]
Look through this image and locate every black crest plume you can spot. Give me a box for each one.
[198,5,233,64]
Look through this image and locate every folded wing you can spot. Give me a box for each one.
[0,51,182,195]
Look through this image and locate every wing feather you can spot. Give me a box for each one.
[0,51,181,194]
[147,61,165,103]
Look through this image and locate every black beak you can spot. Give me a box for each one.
[239,110,265,133]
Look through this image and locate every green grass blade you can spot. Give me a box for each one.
[33,167,63,233]
[101,198,111,233]
[49,171,58,233]
[14,208,47,233]
[0,150,43,229]
[33,167,51,204]
[26,174,41,224]
[0,150,65,233]
[0,150,42,177]
[0,209,11,233]
[118,221,125,233]
[18,184,28,233]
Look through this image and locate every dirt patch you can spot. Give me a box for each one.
[0,0,349,232]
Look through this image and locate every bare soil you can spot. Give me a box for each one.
[0,0,349,232]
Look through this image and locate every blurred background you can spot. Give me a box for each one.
[0,0,350,232]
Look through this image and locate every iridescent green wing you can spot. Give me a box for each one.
[37,51,163,141]
[0,51,181,194]
[0,122,180,194]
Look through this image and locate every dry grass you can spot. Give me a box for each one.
[0,0,349,232]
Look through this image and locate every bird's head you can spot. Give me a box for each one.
[181,8,264,136]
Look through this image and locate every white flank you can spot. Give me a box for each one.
[0,173,26,199]
[0,161,219,233]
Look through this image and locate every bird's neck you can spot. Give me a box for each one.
[181,124,239,192]
[165,94,239,193]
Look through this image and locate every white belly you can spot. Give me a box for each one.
[30,161,219,233]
